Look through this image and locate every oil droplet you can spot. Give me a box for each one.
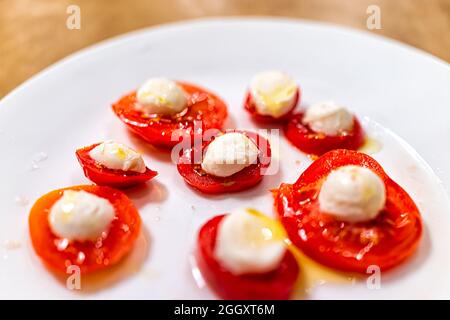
[14,195,29,207]
[121,224,130,233]
[359,137,382,154]
[139,267,160,278]
[288,244,357,298]
[29,152,48,171]
[3,240,21,250]
[32,152,48,162]
[245,208,358,297]
[76,251,85,264]
[55,238,69,251]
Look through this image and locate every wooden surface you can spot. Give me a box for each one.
[1,0,449,98]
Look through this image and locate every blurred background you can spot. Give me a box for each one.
[1,0,449,98]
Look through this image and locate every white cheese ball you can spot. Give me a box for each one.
[303,101,354,135]
[48,190,115,242]
[319,165,386,223]
[201,132,259,177]
[89,141,146,173]
[214,208,286,275]
[136,78,187,116]
[250,71,298,118]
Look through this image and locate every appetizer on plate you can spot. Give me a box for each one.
[244,70,300,122]
[76,141,157,188]
[196,209,299,299]
[284,101,365,156]
[177,130,271,194]
[112,78,228,148]
[273,149,422,273]
[29,185,141,274]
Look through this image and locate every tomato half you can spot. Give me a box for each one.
[112,82,228,149]
[284,112,365,156]
[244,88,300,123]
[273,149,422,273]
[197,214,299,300]
[177,130,271,194]
[29,185,141,274]
[76,143,157,188]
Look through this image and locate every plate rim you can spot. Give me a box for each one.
[1,16,449,106]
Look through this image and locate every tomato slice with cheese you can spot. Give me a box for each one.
[196,214,299,300]
[29,185,141,274]
[284,112,365,156]
[76,143,157,188]
[112,82,228,148]
[177,130,271,194]
[273,149,422,273]
[244,88,300,123]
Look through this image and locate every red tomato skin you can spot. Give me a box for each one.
[197,215,299,300]
[29,185,141,274]
[244,88,300,123]
[284,112,365,156]
[274,149,422,273]
[76,143,157,189]
[177,131,272,194]
[111,82,228,149]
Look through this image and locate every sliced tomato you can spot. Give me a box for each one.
[76,143,157,188]
[177,130,271,194]
[197,214,299,300]
[244,88,300,123]
[273,149,422,273]
[112,82,228,149]
[284,112,365,156]
[29,185,141,274]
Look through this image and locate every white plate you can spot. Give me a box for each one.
[1,18,450,299]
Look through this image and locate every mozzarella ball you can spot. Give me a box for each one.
[48,190,115,242]
[89,141,146,173]
[136,78,187,116]
[250,71,298,118]
[201,132,259,177]
[319,165,386,223]
[303,101,354,135]
[214,208,286,275]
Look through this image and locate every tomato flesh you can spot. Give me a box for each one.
[177,130,271,194]
[244,89,300,123]
[29,185,141,274]
[197,214,299,300]
[284,112,365,156]
[273,149,422,273]
[112,82,228,148]
[76,143,157,188]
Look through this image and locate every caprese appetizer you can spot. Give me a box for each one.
[244,70,300,122]
[196,209,299,299]
[29,185,141,274]
[76,141,157,188]
[273,149,422,273]
[112,78,228,148]
[177,130,271,194]
[284,101,365,156]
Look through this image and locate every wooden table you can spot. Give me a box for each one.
[1,0,449,98]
